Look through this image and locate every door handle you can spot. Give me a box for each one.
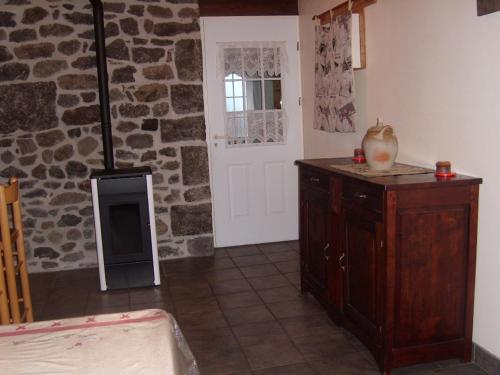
[323,243,330,261]
[339,253,345,271]
[213,134,229,140]
[354,192,368,199]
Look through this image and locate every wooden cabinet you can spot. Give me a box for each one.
[299,168,331,306]
[296,158,482,375]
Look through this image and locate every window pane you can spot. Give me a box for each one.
[225,81,234,97]
[234,80,243,97]
[234,97,244,112]
[245,81,263,110]
[226,98,234,112]
[264,80,282,110]
[235,117,247,138]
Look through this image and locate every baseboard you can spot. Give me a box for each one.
[474,343,500,374]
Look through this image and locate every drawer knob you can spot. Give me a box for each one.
[339,253,346,271]
[354,192,368,199]
[310,177,320,183]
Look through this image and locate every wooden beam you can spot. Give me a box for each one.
[313,0,376,23]
[477,0,500,16]
[199,0,298,17]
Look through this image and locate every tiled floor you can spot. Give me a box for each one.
[31,241,490,375]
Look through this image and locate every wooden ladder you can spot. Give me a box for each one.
[0,177,34,325]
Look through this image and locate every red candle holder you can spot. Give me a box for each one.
[435,161,456,178]
[352,148,366,164]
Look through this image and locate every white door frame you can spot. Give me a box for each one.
[201,16,305,247]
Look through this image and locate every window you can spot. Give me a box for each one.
[221,43,286,146]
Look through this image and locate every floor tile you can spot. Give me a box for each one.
[223,305,274,326]
[205,268,245,283]
[211,257,237,270]
[278,314,340,338]
[474,345,500,375]
[232,254,270,267]
[284,271,301,288]
[435,364,489,375]
[265,251,299,263]
[40,307,87,321]
[232,320,290,347]
[274,260,300,273]
[256,286,301,304]
[214,248,229,258]
[196,346,250,375]
[40,289,89,317]
[392,362,441,374]
[267,297,324,319]
[242,341,304,370]
[308,351,379,375]
[240,264,279,278]
[129,286,166,305]
[169,282,213,300]
[174,296,220,314]
[292,331,357,359]
[211,278,252,295]
[185,327,240,352]
[436,359,466,369]
[287,241,300,251]
[176,308,228,330]
[217,291,263,310]
[224,245,262,257]
[354,345,378,368]
[252,363,317,375]
[247,274,291,290]
[258,242,292,254]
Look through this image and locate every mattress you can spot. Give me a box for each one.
[0,309,199,375]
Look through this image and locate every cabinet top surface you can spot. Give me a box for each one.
[295,158,482,191]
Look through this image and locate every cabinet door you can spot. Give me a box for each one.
[300,186,330,301]
[342,208,383,343]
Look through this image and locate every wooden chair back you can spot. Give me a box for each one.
[0,177,34,324]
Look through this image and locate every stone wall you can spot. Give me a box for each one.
[0,0,213,272]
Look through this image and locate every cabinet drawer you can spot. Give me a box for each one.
[300,168,330,192]
[343,180,382,213]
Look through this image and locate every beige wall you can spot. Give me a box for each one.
[299,0,500,358]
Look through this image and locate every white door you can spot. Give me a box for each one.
[201,16,303,247]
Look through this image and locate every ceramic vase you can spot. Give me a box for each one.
[362,118,398,171]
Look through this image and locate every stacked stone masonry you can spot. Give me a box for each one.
[0,0,213,272]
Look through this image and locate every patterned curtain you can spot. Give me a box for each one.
[314,13,356,133]
[217,41,288,79]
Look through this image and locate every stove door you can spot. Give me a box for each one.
[97,176,153,265]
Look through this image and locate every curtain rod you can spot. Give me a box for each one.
[312,0,376,21]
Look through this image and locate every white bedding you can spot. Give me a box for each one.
[0,309,199,375]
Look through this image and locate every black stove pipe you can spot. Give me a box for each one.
[89,0,114,170]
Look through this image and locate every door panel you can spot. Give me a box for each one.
[300,187,329,298]
[264,162,286,215]
[394,206,468,348]
[202,16,303,247]
[343,209,382,339]
[228,164,250,218]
